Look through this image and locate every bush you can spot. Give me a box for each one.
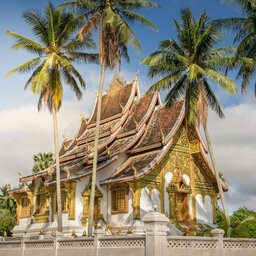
[216,206,256,238]
[0,209,16,236]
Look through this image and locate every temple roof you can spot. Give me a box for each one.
[16,75,224,192]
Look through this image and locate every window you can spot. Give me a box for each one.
[20,197,30,218]
[111,186,128,213]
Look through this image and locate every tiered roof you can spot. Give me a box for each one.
[11,76,222,193]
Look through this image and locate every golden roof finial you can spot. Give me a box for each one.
[134,70,139,82]
[119,103,124,111]
[106,146,111,156]
[160,129,165,141]
[133,118,139,128]
[131,163,137,176]
[64,167,71,180]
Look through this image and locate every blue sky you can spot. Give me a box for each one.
[0,0,244,109]
[0,0,255,213]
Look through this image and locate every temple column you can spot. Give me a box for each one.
[168,191,176,221]
[130,182,141,220]
[12,194,21,225]
[64,181,76,220]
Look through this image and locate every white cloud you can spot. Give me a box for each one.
[208,98,256,211]
[0,93,95,187]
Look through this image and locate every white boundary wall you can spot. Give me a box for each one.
[1,212,256,256]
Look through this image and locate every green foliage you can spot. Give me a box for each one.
[142,8,236,128]
[0,184,16,215]
[6,2,97,112]
[63,0,158,69]
[32,152,53,174]
[214,0,256,94]
[0,209,16,236]
[217,206,256,238]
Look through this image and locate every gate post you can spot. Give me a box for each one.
[142,211,169,256]
[211,229,224,256]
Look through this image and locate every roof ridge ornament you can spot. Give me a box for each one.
[133,118,139,128]
[106,146,111,156]
[119,103,124,111]
[131,163,137,176]
[134,70,139,82]
[160,129,165,141]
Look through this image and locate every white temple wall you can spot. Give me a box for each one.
[204,196,213,225]
[140,187,160,220]
[164,172,173,218]
[196,194,213,225]
[76,177,89,223]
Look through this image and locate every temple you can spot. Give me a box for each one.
[9,76,227,236]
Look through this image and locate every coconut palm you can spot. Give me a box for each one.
[214,0,256,95]
[63,0,158,236]
[6,3,97,232]
[32,152,53,174]
[142,8,237,236]
[0,184,16,215]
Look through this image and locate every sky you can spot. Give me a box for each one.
[0,0,255,214]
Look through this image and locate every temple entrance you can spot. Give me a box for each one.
[174,193,190,222]
[167,170,191,223]
[81,184,103,226]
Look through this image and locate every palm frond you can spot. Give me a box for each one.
[6,57,42,77]
[165,75,187,106]
[120,9,157,30]
[203,79,225,119]
[205,68,237,94]
[6,31,45,55]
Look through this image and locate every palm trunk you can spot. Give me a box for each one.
[204,125,231,237]
[52,106,62,233]
[88,61,106,237]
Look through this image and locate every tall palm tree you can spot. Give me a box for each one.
[0,184,16,215]
[6,3,97,232]
[142,8,237,236]
[214,0,256,95]
[32,152,53,174]
[63,0,158,236]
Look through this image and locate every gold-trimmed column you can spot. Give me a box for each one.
[130,182,141,220]
[167,190,176,221]
[64,181,76,220]
[12,194,21,225]
[189,149,197,221]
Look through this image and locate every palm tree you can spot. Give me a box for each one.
[6,3,97,232]
[142,8,237,236]
[32,152,53,174]
[0,184,16,215]
[214,0,256,95]
[63,0,158,236]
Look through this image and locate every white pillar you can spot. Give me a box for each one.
[94,226,106,256]
[211,228,224,256]
[142,211,169,256]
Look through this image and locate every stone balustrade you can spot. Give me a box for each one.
[0,212,256,256]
